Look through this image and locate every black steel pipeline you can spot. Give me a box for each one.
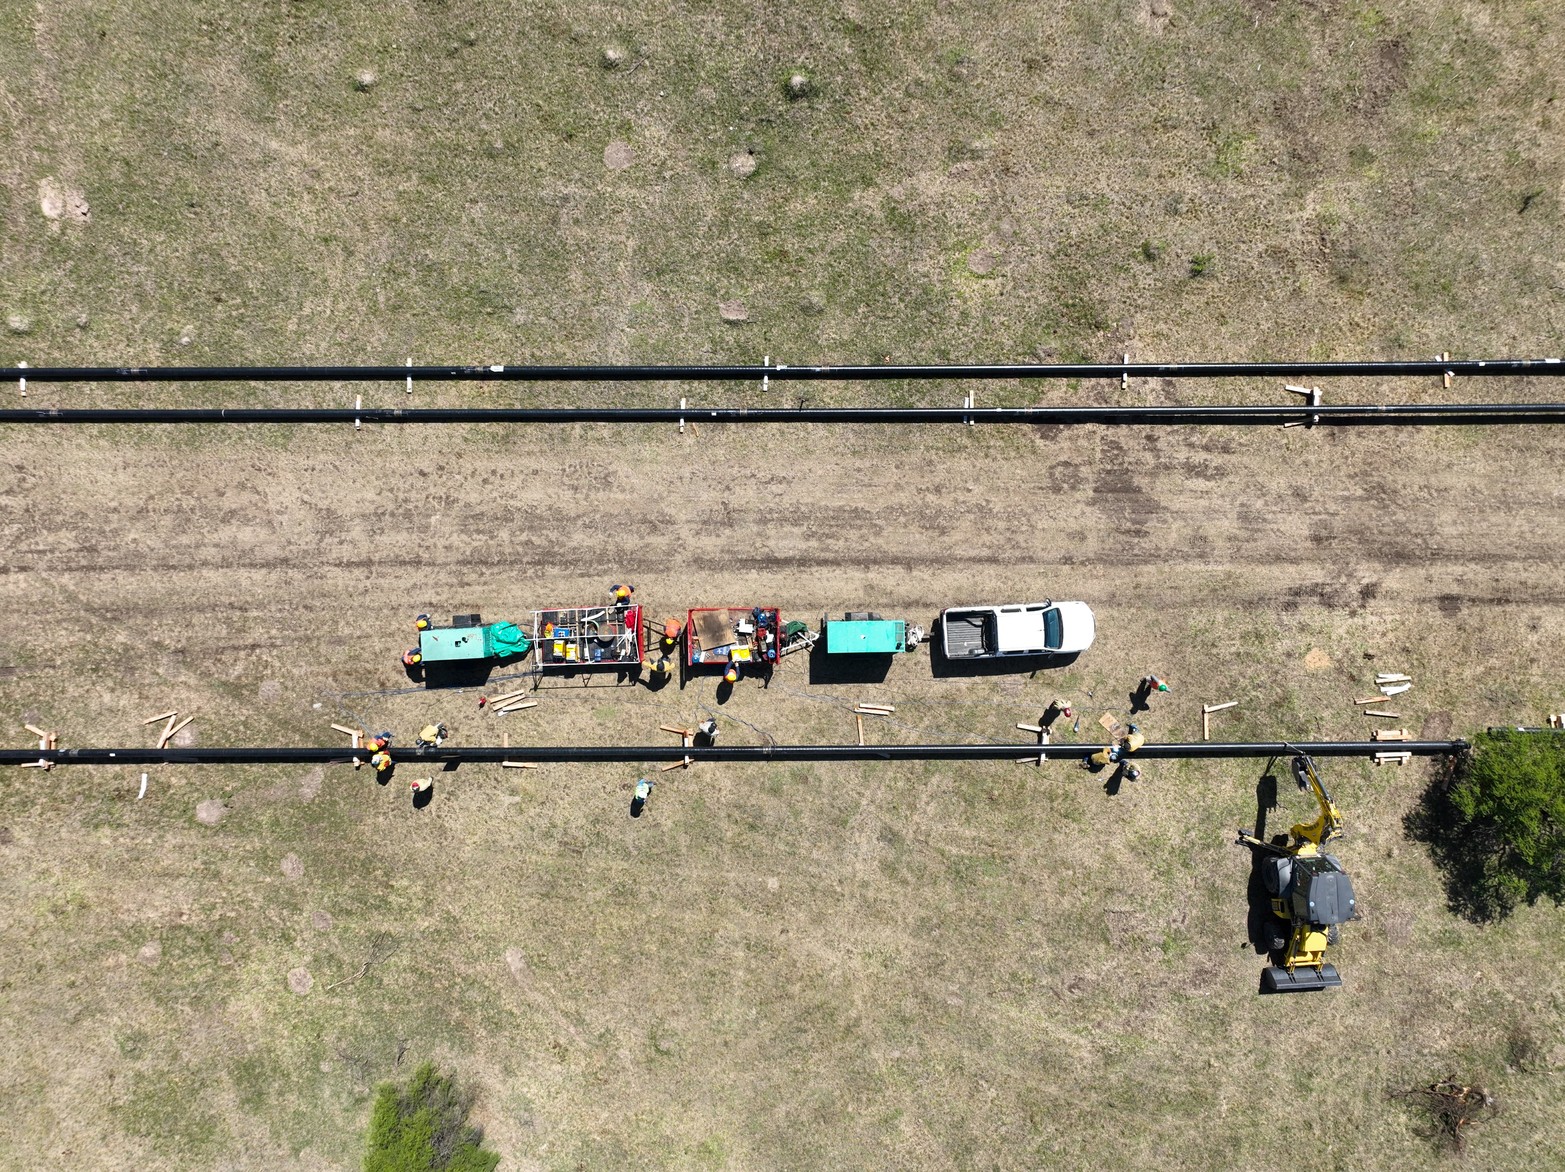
[3,404,1565,426]
[2,358,1562,385]
[0,740,1466,768]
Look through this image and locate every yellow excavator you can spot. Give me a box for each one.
[1235,752,1358,993]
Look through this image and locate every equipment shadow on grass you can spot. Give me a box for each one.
[807,641,895,686]
[422,652,532,690]
[1243,771,1282,956]
[928,645,1080,679]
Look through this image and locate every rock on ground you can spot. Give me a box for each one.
[287,967,314,995]
[281,852,304,880]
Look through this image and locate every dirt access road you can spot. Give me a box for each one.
[3,418,1561,737]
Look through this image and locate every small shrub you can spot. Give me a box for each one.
[363,1062,499,1172]
[1138,239,1164,262]
[1406,731,1565,921]
[1188,253,1214,277]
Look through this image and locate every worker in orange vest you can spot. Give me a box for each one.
[610,583,635,607]
[723,662,740,684]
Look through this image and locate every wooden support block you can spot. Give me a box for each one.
[158,714,178,746]
[496,700,537,713]
[23,723,47,738]
[1202,701,1238,713]
[485,687,531,707]
[1282,420,1306,428]
[502,761,539,769]
[1372,729,1410,741]
[856,713,865,746]
[351,731,361,748]
[1098,712,1121,733]
[353,755,361,770]
[1203,709,1210,741]
[1354,696,1392,706]
[858,703,895,713]
[1379,683,1412,696]
[1375,673,1412,683]
[1364,710,1402,719]
[660,758,690,772]
[141,710,178,725]
[659,724,693,736]
[330,723,360,736]
[46,732,57,750]
[1016,723,1044,733]
[161,714,194,747]
[21,760,51,769]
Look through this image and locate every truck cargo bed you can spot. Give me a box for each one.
[942,610,991,658]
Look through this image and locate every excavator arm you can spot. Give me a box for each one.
[1287,753,1343,850]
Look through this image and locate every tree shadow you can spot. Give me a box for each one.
[1404,753,1506,924]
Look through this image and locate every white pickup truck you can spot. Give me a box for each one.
[940,601,1095,659]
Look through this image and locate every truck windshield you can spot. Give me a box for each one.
[1043,607,1063,650]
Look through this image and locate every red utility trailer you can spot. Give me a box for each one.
[685,606,781,673]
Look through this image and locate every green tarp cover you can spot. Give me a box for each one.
[484,621,532,659]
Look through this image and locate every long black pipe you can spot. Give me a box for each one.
[0,740,1465,768]
[3,404,1565,426]
[2,358,1561,384]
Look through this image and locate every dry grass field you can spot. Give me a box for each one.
[3,2,1565,1169]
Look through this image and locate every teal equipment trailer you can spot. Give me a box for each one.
[822,612,913,655]
[419,614,531,664]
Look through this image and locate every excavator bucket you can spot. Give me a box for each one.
[1261,963,1341,994]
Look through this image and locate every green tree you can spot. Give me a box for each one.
[363,1062,499,1172]
[1408,731,1565,921]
